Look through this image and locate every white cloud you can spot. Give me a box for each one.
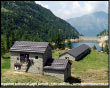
[72,1,80,8]
[84,1,108,13]
[54,1,108,20]
[35,1,49,9]
[84,2,93,12]
[35,1,108,20]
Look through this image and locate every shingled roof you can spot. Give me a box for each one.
[9,41,51,53]
[43,58,71,71]
[60,44,90,58]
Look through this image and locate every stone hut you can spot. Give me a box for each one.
[59,44,91,61]
[9,41,71,81]
[44,58,72,81]
[9,41,52,74]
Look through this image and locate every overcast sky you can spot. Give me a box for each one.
[35,1,108,20]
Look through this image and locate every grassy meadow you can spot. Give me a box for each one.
[1,49,108,84]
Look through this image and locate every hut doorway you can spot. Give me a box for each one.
[20,53,29,63]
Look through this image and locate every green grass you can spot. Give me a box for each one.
[72,50,108,71]
[52,49,68,59]
[1,69,63,83]
[1,53,10,69]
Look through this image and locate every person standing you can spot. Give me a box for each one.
[25,55,28,63]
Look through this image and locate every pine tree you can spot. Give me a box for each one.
[93,45,97,50]
[11,31,16,45]
[5,32,10,52]
[66,39,72,49]
[104,40,108,53]
[104,44,108,53]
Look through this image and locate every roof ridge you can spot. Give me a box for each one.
[67,44,88,52]
[16,41,49,43]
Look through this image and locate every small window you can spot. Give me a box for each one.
[20,54,24,56]
[65,57,69,59]
[35,56,38,59]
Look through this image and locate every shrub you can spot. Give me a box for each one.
[93,45,97,50]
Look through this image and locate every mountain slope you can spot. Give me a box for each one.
[67,11,108,36]
[1,1,80,54]
[1,1,79,41]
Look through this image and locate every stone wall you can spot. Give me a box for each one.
[26,53,43,74]
[10,52,20,70]
[44,70,64,81]
[10,51,43,74]
[59,53,75,61]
